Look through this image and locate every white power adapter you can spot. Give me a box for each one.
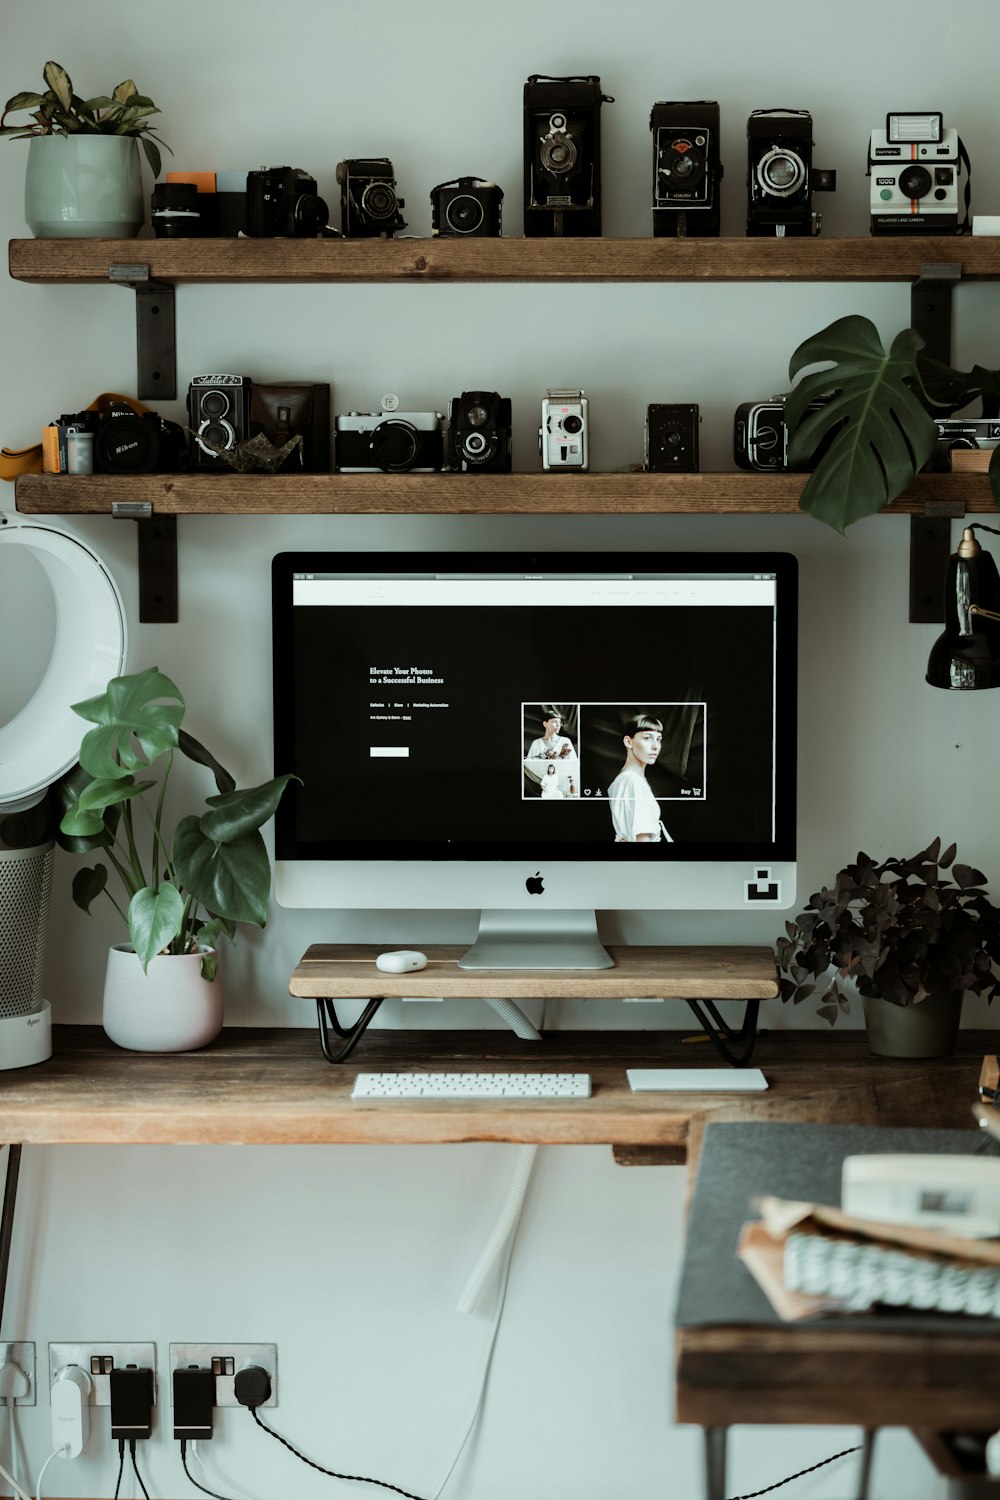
[51,1365,91,1458]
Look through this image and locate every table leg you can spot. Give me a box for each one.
[855,1429,877,1500]
[703,1426,728,1500]
[0,1146,22,1333]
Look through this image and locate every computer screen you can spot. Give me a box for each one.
[272,551,796,964]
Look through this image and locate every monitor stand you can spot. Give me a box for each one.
[458,909,615,970]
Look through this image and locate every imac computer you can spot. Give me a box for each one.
[272,551,797,968]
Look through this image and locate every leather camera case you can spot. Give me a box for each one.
[250,382,331,472]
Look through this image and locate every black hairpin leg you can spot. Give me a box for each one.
[684,999,760,1067]
[314,998,384,1063]
[0,1145,22,1333]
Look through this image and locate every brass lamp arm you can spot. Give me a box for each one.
[971,605,1000,623]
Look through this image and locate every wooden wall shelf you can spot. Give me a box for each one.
[11,236,1000,286]
[14,469,993,517]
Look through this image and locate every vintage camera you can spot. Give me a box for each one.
[523,75,612,237]
[336,159,406,238]
[447,391,512,472]
[746,110,836,237]
[187,374,252,470]
[94,403,187,475]
[650,102,722,238]
[336,395,446,473]
[431,177,503,237]
[539,389,589,471]
[245,167,329,237]
[645,404,700,472]
[734,395,839,472]
[869,113,968,235]
[934,417,1000,451]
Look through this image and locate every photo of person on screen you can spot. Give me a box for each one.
[527,710,574,760]
[607,713,674,843]
[540,763,564,799]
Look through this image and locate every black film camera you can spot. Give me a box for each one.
[187,375,252,470]
[94,403,187,475]
[645,404,700,472]
[650,102,722,238]
[746,110,836,237]
[448,391,512,472]
[245,167,329,237]
[733,396,840,471]
[523,74,612,237]
[336,159,406,238]
[431,177,503,237]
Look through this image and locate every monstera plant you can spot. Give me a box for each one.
[55,667,295,978]
[784,314,1000,534]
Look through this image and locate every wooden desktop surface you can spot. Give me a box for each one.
[0,1026,984,1155]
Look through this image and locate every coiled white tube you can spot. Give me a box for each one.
[456,1144,539,1313]
[483,997,542,1040]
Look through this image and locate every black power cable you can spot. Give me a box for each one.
[129,1438,150,1500]
[726,1443,862,1499]
[247,1406,429,1500]
[180,1439,232,1500]
[112,1439,125,1500]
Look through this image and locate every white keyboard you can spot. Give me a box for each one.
[351,1071,592,1099]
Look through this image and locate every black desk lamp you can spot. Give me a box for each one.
[926,524,1000,691]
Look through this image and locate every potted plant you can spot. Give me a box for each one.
[54,667,294,1052]
[1,61,170,237]
[776,838,1000,1058]
[782,314,1000,533]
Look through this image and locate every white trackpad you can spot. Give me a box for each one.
[626,1068,768,1093]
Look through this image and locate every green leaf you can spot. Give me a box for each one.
[60,802,110,838]
[3,92,44,113]
[82,96,115,111]
[52,764,121,853]
[77,776,156,813]
[785,316,937,534]
[195,917,232,952]
[179,730,236,795]
[172,817,272,926]
[140,136,161,177]
[112,79,138,104]
[990,445,1000,512]
[199,775,297,843]
[0,128,43,139]
[128,883,185,972]
[72,864,107,915]
[200,951,218,982]
[42,62,73,112]
[73,667,184,780]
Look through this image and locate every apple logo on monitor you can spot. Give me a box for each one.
[525,871,544,895]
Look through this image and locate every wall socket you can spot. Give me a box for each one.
[169,1344,277,1408]
[0,1342,36,1405]
[48,1344,156,1406]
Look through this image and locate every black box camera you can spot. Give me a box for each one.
[448,391,512,472]
[645,404,700,472]
[650,101,722,238]
[431,177,503,237]
[746,110,836,238]
[187,374,252,470]
[245,167,329,238]
[523,74,612,238]
[336,159,406,238]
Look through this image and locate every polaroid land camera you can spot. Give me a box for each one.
[869,113,969,235]
[746,108,836,237]
[523,74,612,237]
[650,101,722,237]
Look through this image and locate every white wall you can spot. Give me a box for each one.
[2,2,998,1494]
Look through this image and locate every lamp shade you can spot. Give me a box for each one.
[926,529,1000,690]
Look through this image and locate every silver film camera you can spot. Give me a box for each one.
[335,394,446,473]
[539,389,589,471]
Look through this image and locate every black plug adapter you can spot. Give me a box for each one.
[233,1364,272,1409]
[109,1365,154,1441]
[173,1367,215,1441]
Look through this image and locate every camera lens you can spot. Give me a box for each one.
[757,148,806,198]
[563,414,583,435]
[95,410,160,474]
[151,182,201,239]
[294,192,330,233]
[672,152,701,180]
[201,390,230,419]
[464,432,488,456]
[446,194,485,234]
[540,133,578,175]
[370,419,420,472]
[196,416,236,457]
[361,182,398,220]
[467,405,489,428]
[899,164,933,200]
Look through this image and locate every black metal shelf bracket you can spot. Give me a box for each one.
[111,501,178,623]
[108,263,176,401]
[909,262,963,624]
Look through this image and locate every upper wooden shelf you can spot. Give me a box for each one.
[14,470,995,517]
[10,236,1000,286]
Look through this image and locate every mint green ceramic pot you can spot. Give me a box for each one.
[25,135,143,238]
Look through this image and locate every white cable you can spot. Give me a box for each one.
[0,1451,32,1500]
[483,997,542,1041]
[457,1144,538,1314]
[191,1439,257,1500]
[34,1445,67,1500]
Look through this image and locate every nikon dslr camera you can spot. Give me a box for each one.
[448,391,512,471]
[336,159,406,237]
[869,113,968,235]
[746,109,836,237]
[650,101,722,237]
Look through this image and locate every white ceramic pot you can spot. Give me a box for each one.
[25,135,144,238]
[102,945,222,1053]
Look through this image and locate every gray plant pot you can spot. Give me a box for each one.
[25,135,144,238]
[861,988,963,1059]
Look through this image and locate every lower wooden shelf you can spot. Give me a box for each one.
[13,469,994,516]
[0,1026,984,1154]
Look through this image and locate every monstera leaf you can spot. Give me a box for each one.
[72,667,184,780]
[785,315,937,534]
